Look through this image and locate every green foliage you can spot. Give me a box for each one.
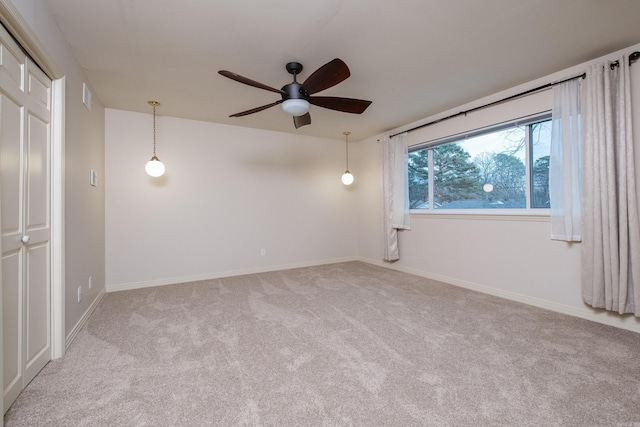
[408,150,429,208]
[432,144,482,205]
[532,155,550,207]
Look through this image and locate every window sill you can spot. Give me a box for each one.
[409,209,550,222]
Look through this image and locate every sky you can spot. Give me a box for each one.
[459,121,551,164]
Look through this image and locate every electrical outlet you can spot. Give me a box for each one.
[260,248,266,256]
[88,276,92,289]
[77,286,82,303]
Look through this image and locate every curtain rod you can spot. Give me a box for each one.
[388,51,640,139]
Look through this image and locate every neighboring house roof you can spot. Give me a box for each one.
[438,199,525,209]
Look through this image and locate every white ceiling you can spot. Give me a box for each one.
[42,0,640,141]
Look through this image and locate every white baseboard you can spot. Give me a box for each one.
[357,256,640,334]
[65,288,106,350]
[106,256,359,293]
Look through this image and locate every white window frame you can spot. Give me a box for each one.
[408,112,552,216]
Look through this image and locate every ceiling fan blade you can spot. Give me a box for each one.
[293,113,311,129]
[301,58,350,95]
[309,96,372,114]
[219,70,286,95]
[230,100,283,117]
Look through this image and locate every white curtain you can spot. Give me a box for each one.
[382,132,410,261]
[581,54,640,315]
[549,79,582,241]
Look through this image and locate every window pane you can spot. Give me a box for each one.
[434,127,526,209]
[409,149,429,208]
[530,120,551,208]
[408,115,551,212]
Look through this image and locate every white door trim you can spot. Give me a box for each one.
[50,77,65,359]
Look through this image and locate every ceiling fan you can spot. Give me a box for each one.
[218,58,372,129]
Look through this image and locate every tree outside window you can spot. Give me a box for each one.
[408,116,551,211]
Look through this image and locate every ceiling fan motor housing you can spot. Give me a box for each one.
[281,82,307,101]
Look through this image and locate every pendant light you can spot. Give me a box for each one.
[341,131,354,185]
[145,100,165,177]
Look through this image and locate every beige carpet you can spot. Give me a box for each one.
[5,261,640,426]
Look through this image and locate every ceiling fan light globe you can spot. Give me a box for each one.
[282,99,309,116]
[146,156,165,177]
[341,171,354,185]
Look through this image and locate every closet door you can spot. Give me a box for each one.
[0,24,52,412]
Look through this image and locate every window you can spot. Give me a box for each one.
[408,114,551,211]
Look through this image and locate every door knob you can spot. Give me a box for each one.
[21,235,30,244]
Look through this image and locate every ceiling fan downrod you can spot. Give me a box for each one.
[283,62,306,100]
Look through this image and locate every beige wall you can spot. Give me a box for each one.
[356,43,640,333]
[10,0,106,337]
[105,110,358,289]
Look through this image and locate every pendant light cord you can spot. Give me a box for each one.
[148,100,160,158]
[152,103,157,157]
[343,131,350,170]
